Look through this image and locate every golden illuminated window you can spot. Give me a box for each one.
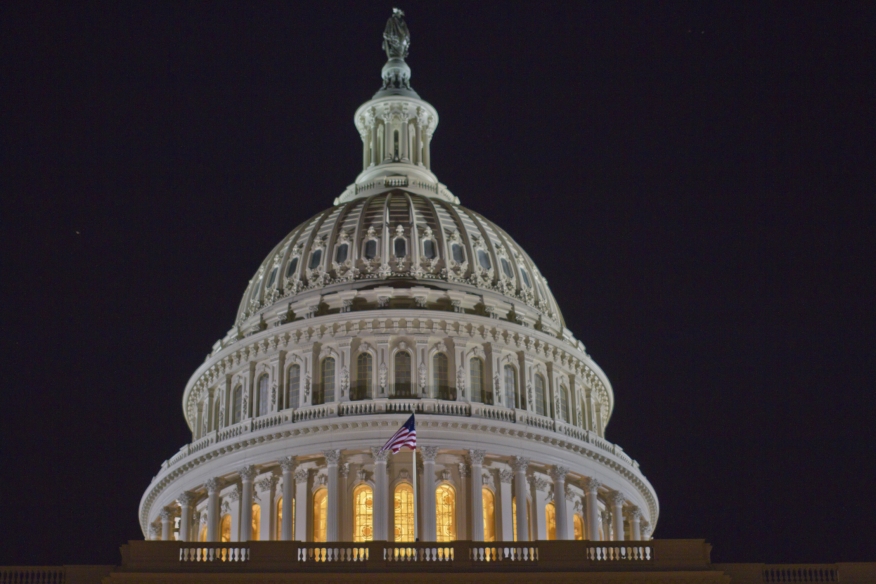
[545,502,556,540]
[251,504,261,541]
[198,524,207,542]
[220,514,231,542]
[512,497,517,541]
[482,487,496,542]
[394,483,415,542]
[353,485,374,542]
[574,514,584,540]
[313,488,328,542]
[276,497,283,541]
[435,484,456,542]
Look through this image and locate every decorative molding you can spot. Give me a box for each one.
[499,470,514,484]
[239,465,257,481]
[279,456,296,472]
[293,469,310,484]
[467,449,486,466]
[511,456,529,473]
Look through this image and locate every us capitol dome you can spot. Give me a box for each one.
[139,9,658,548]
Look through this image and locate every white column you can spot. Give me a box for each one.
[629,507,642,541]
[238,465,256,541]
[324,449,341,542]
[611,492,626,541]
[642,521,652,541]
[401,117,410,161]
[584,478,601,541]
[280,457,295,540]
[550,467,569,540]
[205,478,222,542]
[532,477,548,540]
[159,508,173,541]
[148,525,159,541]
[294,468,309,541]
[499,470,514,542]
[511,456,529,541]
[468,450,485,541]
[413,121,421,165]
[421,446,438,541]
[456,462,469,540]
[339,463,351,541]
[371,124,379,166]
[423,131,431,169]
[177,492,194,542]
[372,447,391,540]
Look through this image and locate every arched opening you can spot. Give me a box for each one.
[436,484,456,542]
[312,488,328,542]
[503,365,517,409]
[316,357,335,405]
[394,237,406,258]
[574,514,584,540]
[232,385,243,424]
[220,515,231,543]
[433,353,451,400]
[558,385,569,423]
[393,129,400,159]
[251,504,261,541]
[545,502,556,540]
[212,397,221,431]
[482,487,496,542]
[198,523,207,542]
[353,484,374,542]
[355,352,373,400]
[394,352,412,398]
[257,374,269,417]
[512,497,533,541]
[470,357,485,403]
[393,483,415,542]
[286,364,300,409]
[276,497,283,541]
[534,374,546,417]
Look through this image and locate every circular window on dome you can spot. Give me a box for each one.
[477,249,491,271]
[451,243,465,264]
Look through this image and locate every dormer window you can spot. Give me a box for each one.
[423,239,436,259]
[501,258,513,279]
[451,243,465,263]
[309,249,323,269]
[364,240,378,259]
[286,256,299,278]
[336,243,349,263]
[520,267,532,288]
[267,267,277,288]
[394,238,407,258]
[477,249,491,270]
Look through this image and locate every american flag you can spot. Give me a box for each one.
[380,414,417,453]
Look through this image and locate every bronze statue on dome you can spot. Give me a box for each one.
[383,8,410,59]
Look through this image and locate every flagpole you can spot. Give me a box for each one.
[413,442,418,542]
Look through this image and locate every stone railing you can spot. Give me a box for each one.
[762,565,839,582]
[0,567,112,584]
[586,544,652,561]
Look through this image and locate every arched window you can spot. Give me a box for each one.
[309,248,323,269]
[251,504,261,541]
[336,243,349,263]
[574,514,584,540]
[482,487,496,542]
[433,353,450,400]
[212,397,221,431]
[353,484,374,542]
[355,352,372,401]
[503,365,517,409]
[501,257,513,279]
[519,266,532,288]
[470,357,485,403]
[512,497,533,541]
[286,364,300,409]
[257,374,269,417]
[364,239,378,259]
[285,256,299,278]
[220,514,231,542]
[545,502,556,540]
[394,483,415,542]
[394,237,406,258]
[267,267,277,288]
[451,243,465,263]
[275,497,283,541]
[559,386,570,423]
[534,375,546,417]
[394,352,412,398]
[477,249,491,270]
[316,358,335,405]
[423,239,436,259]
[313,488,328,542]
[198,523,207,542]
[232,385,243,424]
[436,484,456,542]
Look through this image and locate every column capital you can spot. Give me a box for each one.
[457,462,471,478]
[610,491,626,507]
[467,449,486,466]
[627,506,643,520]
[148,525,159,538]
[239,465,257,481]
[370,446,392,463]
[205,478,223,494]
[499,469,514,484]
[421,446,439,461]
[294,468,310,484]
[339,462,350,478]
[176,491,195,507]
[159,508,174,520]
[550,466,568,482]
[279,455,297,471]
[583,478,602,494]
[255,475,279,493]
[510,455,529,473]
[324,449,342,465]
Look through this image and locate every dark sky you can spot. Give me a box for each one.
[2,1,874,567]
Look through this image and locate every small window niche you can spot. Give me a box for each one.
[451,243,465,264]
[309,249,323,269]
[364,240,378,260]
[286,257,299,278]
[394,238,407,258]
[423,239,436,259]
[336,243,349,264]
[477,249,491,270]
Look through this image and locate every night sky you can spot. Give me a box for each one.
[2,1,874,567]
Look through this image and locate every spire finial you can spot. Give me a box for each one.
[378,8,415,95]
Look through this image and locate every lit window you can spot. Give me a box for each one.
[501,257,513,279]
[436,484,456,542]
[512,497,517,541]
[451,243,465,263]
[313,488,327,542]
[477,249,491,270]
[364,240,378,259]
[199,524,207,542]
[220,515,231,542]
[534,375,546,417]
[546,503,556,540]
[257,374,269,417]
[286,364,300,409]
[309,249,323,269]
[394,352,412,397]
[276,497,282,541]
[423,239,436,259]
[394,483,415,542]
[286,256,299,278]
[574,514,584,540]
[433,353,450,400]
[267,267,277,288]
[503,365,517,409]
[336,243,348,263]
[232,385,243,424]
[316,358,335,405]
[394,238,406,258]
[251,504,261,541]
[519,267,531,288]
[482,487,496,542]
[470,358,484,403]
[355,352,372,400]
[353,485,374,542]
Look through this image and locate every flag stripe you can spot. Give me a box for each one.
[380,414,417,453]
